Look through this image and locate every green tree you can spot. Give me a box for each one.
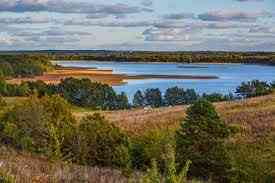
[115,92,130,110]
[0,79,8,96]
[176,100,232,182]
[133,90,145,108]
[270,81,275,90]
[144,88,162,108]
[236,80,272,98]
[164,87,187,106]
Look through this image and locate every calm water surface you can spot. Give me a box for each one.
[54,61,275,100]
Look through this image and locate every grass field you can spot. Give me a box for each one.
[74,92,275,137]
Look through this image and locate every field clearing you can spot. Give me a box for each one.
[74,93,275,136]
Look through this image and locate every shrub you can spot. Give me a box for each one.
[142,145,192,183]
[0,171,15,183]
[131,130,174,171]
[228,136,275,183]
[176,100,232,182]
[0,95,76,160]
[69,114,131,169]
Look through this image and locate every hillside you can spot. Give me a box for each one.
[74,92,275,137]
[1,93,275,182]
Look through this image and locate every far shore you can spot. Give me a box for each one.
[6,66,219,86]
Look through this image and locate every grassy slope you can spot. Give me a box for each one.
[74,92,275,137]
[1,93,275,182]
[0,146,137,183]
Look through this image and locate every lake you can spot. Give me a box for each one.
[55,61,275,100]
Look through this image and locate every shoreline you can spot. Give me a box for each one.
[6,66,219,86]
[53,60,275,66]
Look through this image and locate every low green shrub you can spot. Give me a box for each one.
[0,95,76,160]
[131,129,174,171]
[228,135,275,183]
[68,113,131,169]
[0,171,15,183]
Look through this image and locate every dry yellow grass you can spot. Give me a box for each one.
[0,146,139,183]
[74,93,275,136]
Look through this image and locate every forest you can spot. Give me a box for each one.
[1,50,275,65]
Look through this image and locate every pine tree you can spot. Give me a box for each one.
[176,100,231,182]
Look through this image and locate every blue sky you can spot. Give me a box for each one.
[0,0,274,51]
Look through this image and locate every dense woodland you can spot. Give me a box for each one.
[0,54,275,182]
[52,52,275,65]
[1,51,275,65]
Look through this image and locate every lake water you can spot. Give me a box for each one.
[55,61,275,100]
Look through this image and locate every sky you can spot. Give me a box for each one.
[0,0,275,51]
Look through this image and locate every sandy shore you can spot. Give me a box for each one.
[7,67,218,86]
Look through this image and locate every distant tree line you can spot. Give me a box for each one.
[0,78,129,110]
[0,55,53,78]
[1,78,274,110]
[49,51,275,65]
[133,87,234,108]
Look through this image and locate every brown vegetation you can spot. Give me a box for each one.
[74,92,275,137]
[6,67,218,86]
[0,146,139,183]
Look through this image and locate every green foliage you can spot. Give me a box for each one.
[0,171,15,183]
[0,96,6,108]
[131,130,174,171]
[164,87,198,106]
[176,100,232,182]
[236,80,273,98]
[59,77,129,110]
[228,136,275,183]
[0,95,76,160]
[0,55,52,78]
[142,159,161,183]
[68,113,131,168]
[51,51,275,65]
[270,81,275,89]
[144,88,163,108]
[142,145,191,183]
[133,90,145,108]
[201,93,234,102]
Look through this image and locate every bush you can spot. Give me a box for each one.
[176,100,232,182]
[131,130,174,171]
[142,145,192,183]
[228,136,275,183]
[69,113,131,169]
[0,95,76,160]
[0,171,15,183]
